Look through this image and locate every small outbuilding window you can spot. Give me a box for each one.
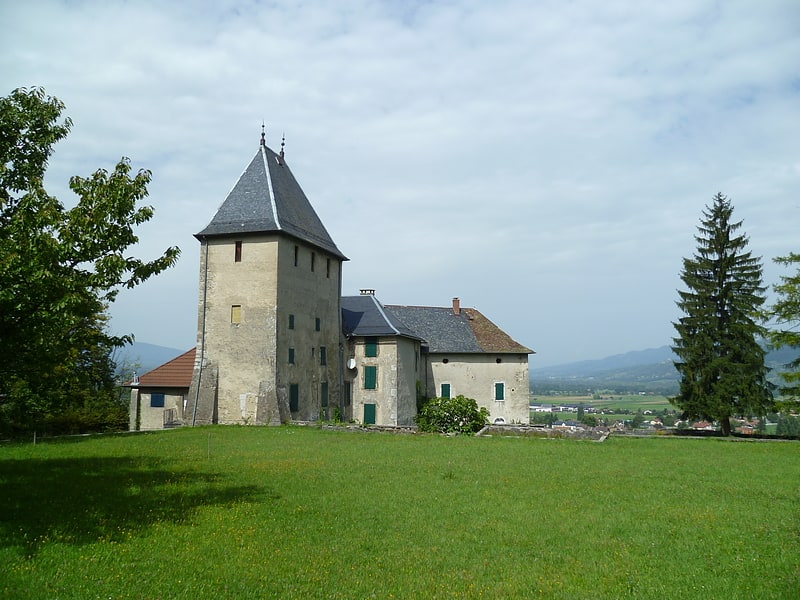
[150,393,165,408]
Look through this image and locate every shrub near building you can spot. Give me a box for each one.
[415,395,489,434]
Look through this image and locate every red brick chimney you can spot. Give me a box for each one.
[452,297,460,316]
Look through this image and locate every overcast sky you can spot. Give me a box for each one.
[3,0,798,367]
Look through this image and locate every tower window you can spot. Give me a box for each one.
[234,240,242,262]
[365,337,378,357]
[315,317,321,332]
[311,252,316,272]
[289,384,299,412]
[288,314,295,329]
[231,305,242,324]
[494,382,505,401]
[294,245,299,267]
[320,346,327,366]
[326,258,331,278]
[288,348,295,365]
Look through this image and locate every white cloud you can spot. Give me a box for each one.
[2,0,797,366]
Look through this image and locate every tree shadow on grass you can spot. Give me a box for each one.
[0,456,274,556]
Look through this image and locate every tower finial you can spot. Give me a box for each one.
[280,132,285,158]
[260,121,266,146]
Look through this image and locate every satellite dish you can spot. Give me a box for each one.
[346,358,356,370]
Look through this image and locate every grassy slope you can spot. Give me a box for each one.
[1,427,798,599]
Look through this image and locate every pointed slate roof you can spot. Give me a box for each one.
[386,304,533,354]
[342,294,423,340]
[196,142,347,260]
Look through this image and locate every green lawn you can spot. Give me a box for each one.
[1,427,798,599]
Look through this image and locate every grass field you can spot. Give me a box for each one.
[1,426,798,599]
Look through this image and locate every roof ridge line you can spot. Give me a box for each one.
[370,295,401,336]
[262,144,281,229]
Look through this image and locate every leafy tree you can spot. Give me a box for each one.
[0,87,180,434]
[415,395,489,434]
[671,193,773,435]
[766,252,800,408]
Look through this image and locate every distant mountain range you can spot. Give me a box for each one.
[531,344,798,395]
[114,342,188,375]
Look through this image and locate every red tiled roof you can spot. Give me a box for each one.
[133,348,195,389]
[464,308,533,354]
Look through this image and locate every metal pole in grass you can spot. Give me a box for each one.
[207,433,211,459]
[33,431,36,446]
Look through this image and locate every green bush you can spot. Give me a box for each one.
[415,395,489,434]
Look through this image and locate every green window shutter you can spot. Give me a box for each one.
[364,403,376,425]
[364,365,377,390]
[290,384,299,412]
[441,383,451,399]
[365,337,378,357]
[495,383,505,401]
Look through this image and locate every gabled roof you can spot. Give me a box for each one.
[386,304,533,354]
[195,141,347,261]
[342,294,423,340]
[132,348,195,389]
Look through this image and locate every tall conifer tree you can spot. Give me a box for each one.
[672,193,773,435]
[767,252,800,408]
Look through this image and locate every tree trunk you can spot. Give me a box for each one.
[720,417,732,436]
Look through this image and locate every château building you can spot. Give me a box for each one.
[129,132,532,430]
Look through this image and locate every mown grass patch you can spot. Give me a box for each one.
[1,427,798,599]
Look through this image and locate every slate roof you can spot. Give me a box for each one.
[132,348,195,389]
[386,305,533,354]
[342,295,422,340]
[195,142,347,260]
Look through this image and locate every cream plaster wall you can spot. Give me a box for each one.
[427,353,530,424]
[346,336,421,426]
[131,389,185,431]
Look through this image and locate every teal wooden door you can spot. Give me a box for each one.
[364,403,376,425]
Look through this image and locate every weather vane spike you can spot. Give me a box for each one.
[260,121,266,146]
[280,132,285,158]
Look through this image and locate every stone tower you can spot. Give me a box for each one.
[185,133,347,425]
